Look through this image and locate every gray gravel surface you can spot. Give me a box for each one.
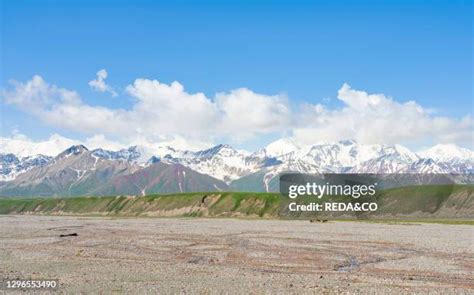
[1,215,473,294]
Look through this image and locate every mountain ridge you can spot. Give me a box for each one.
[0,139,472,196]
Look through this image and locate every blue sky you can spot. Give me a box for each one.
[0,0,472,151]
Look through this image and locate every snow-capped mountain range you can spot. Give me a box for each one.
[0,153,53,181]
[1,139,473,183]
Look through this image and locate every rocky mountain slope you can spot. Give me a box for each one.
[0,145,226,197]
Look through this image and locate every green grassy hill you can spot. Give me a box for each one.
[0,192,280,218]
[0,185,472,220]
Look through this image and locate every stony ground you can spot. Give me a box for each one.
[0,215,473,294]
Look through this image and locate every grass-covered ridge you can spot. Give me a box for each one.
[0,192,281,218]
[0,185,472,220]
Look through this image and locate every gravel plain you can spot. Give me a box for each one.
[0,215,473,294]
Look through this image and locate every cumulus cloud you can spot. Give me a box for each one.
[1,75,472,151]
[216,88,290,140]
[88,69,117,96]
[3,75,130,135]
[2,75,290,148]
[82,134,127,151]
[125,78,219,137]
[292,83,473,147]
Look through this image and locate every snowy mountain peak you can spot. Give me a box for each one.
[91,145,181,164]
[57,145,89,159]
[195,144,238,158]
[383,144,419,162]
[419,144,474,162]
[263,138,305,157]
[92,146,142,162]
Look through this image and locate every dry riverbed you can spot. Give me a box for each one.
[0,215,473,294]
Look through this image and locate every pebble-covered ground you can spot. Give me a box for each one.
[1,215,473,294]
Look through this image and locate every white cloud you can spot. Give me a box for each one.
[3,75,81,112]
[0,133,80,157]
[83,134,127,151]
[1,75,473,151]
[2,75,290,147]
[88,69,117,96]
[3,75,130,135]
[125,78,219,137]
[292,83,473,147]
[216,88,290,140]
